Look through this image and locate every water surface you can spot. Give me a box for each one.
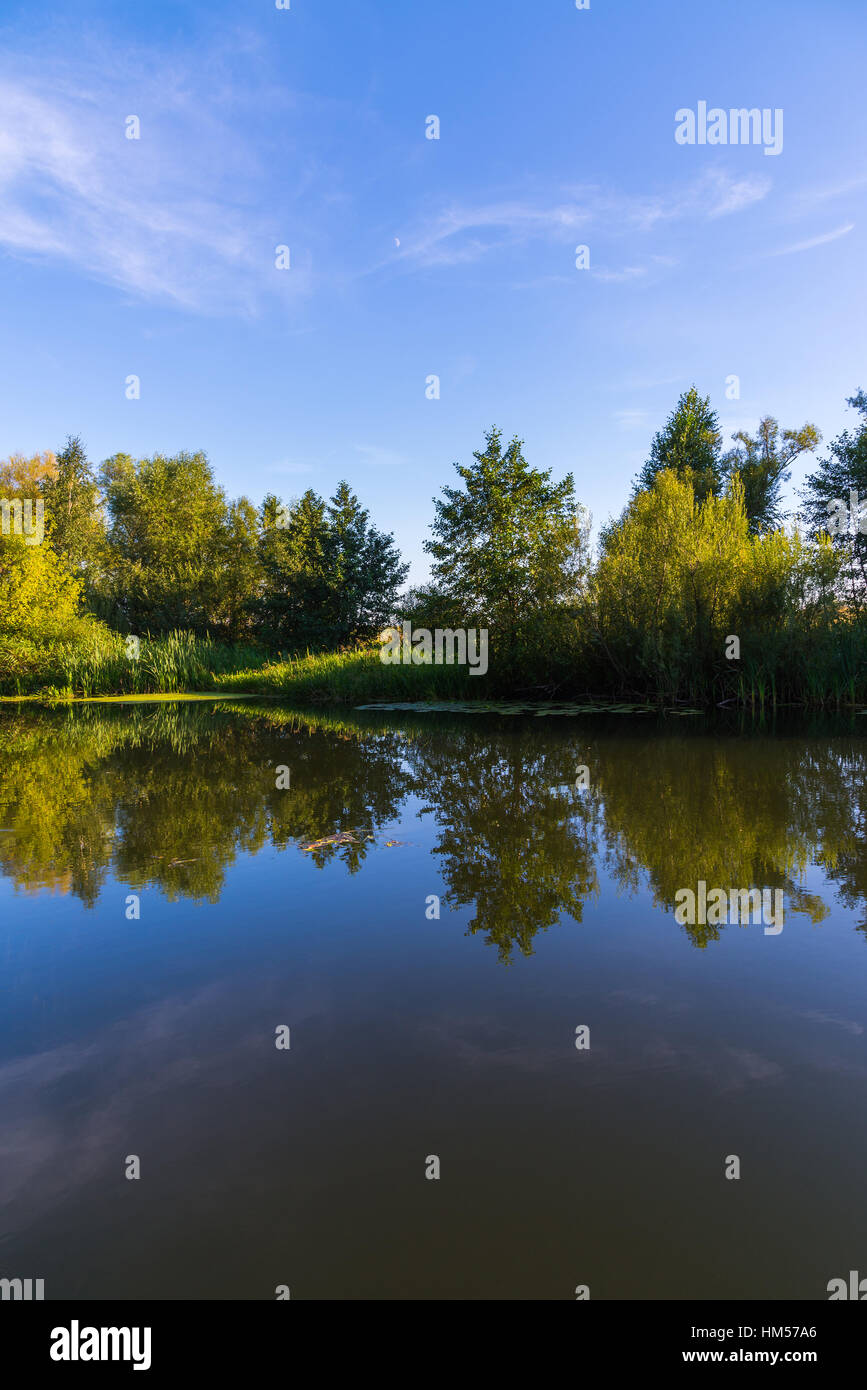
[1,701,865,1299]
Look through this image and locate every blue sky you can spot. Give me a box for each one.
[0,0,865,581]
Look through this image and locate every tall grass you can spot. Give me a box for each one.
[0,627,261,698]
[2,616,866,708]
[213,645,479,703]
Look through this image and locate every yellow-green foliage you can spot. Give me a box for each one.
[590,470,841,698]
[0,467,860,705]
[0,531,83,637]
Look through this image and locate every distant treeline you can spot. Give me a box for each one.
[1,384,867,703]
[0,442,407,648]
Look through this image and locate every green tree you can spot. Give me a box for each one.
[209,497,262,642]
[324,481,408,645]
[591,469,838,701]
[410,724,599,961]
[634,387,723,504]
[723,417,819,533]
[0,705,411,905]
[256,489,333,650]
[0,530,83,638]
[587,727,832,946]
[0,450,56,496]
[97,451,252,636]
[424,426,589,652]
[800,390,867,612]
[257,484,407,651]
[39,436,105,583]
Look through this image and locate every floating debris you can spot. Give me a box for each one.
[299,832,361,852]
[299,831,408,852]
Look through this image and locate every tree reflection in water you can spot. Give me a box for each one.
[1,701,864,956]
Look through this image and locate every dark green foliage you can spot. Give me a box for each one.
[800,391,867,611]
[325,481,408,645]
[723,417,819,533]
[256,489,333,650]
[256,482,407,652]
[4,399,867,709]
[95,450,255,636]
[40,435,105,585]
[424,426,589,679]
[633,387,723,504]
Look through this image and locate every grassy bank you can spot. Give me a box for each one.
[3,622,867,709]
[0,628,260,699]
[212,647,483,703]
[0,629,476,702]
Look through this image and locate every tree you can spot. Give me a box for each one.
[39,436,105,582]
[0,530,82,638]
[634,387,723,504]
[324,481,408,645]
[209,497,263,643]
[723,417,819,533]
[256,490,333,650]
[424,427,589,649]
[410,725,598,960]
[0,451,56,496]
[256,484,408,651]
[800,390,867,612]
[592,469,838,700]
[97,451,251,635]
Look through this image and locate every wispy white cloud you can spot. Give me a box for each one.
[509,273,574,290]
[0,31,775,317]
[386,170,770,275]
[605,372,685,394]
[588,252,677,286]
[0,47,315,314]
[770,222,855,256]
[564,169,770,230]
[701,170,771,219]
[789,174,867,214]
[388,199,592,270]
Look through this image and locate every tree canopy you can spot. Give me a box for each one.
[800,390,867,612]
[723,417,819,534]
[424,426,589,639]
[633,387,723,504]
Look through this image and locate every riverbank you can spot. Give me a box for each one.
[2,625,867,708]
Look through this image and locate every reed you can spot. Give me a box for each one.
[0,626,260,698]
[2,616,866,708]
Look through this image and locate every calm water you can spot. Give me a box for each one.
[1,700,866,1300]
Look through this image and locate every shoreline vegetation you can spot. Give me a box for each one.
[2,388,867,709]
[0,635,865,711]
